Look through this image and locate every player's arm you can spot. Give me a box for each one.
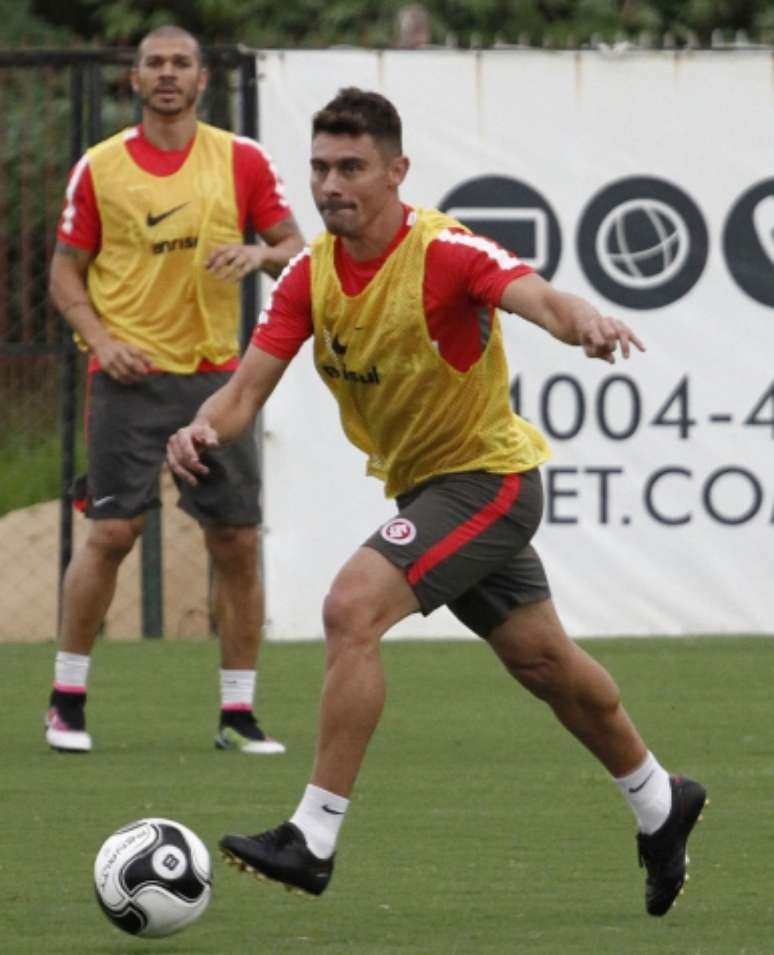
[205,215,304,282]
[500,272,645,364]
[206,139,304,281]
[167,346,289,485]
[49,241,151,382]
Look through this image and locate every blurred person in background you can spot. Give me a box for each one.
[396,3,432,48]
[45,25,304,756]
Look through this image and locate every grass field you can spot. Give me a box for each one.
[2,636,772,954]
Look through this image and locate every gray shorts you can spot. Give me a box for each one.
[81,371,260,526]
[364,469,550,638]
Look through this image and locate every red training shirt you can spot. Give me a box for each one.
[253,205,533,373]
[57,124,292,253]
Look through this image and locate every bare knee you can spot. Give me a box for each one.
[490,601,621,712]
[205,525,259,574]
[506,650,562,700]
[323,585,366,639]
[85,518,142,565]
[322,584,381,655]
[510,644,622,720]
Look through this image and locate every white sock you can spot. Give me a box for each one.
[220,669,256,711]
[615,751,672,834]
[54,652,90,693]
[290,784,350,860]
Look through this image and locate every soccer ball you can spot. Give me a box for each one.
[94,817,212,938]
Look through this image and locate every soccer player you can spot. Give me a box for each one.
[166,88,706,915]
[45,26,304,755]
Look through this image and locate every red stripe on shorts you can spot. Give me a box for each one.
[406,473,523,586]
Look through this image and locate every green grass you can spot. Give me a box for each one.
[0,367,86,515]
[0,428,66,514]
[2,636,773,954]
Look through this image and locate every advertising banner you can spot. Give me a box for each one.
[257,49,773,639]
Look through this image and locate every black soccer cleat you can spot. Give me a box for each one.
[215,709,286,755]
[45,689,92,753]
[220,822,334,897]
[636,775,707,916]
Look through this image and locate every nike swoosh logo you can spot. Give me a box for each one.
[628,770,655,794]
[321,804,344,815]
[92,495,116,508]
[146,202,189,227]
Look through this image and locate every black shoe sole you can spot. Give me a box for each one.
[220,846,319,898]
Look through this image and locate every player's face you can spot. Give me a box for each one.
[131,36,207,117]
[310,133,406,238]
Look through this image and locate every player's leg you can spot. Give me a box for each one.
[220,544,419,893]
[203,523,283,754]
[487,599,706,916]
[219,470,524,893]
[59,516,146,657]
[46,370,161,753]
[173,371,281,753]
[489,597,646,775]
[312,546,420,795]
[47,515,146,753]
[205,524,262,671]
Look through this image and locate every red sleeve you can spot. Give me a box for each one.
[233,137,293,234]
[425,228,533,306]
[251,250,313,360]
[56,155,100,251]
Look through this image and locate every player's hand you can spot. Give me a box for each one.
[205,243,264,282]
[95,338,152,383]
[166,423,219,486]
[577,315,646,364]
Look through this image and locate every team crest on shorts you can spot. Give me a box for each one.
[380,517,417,545]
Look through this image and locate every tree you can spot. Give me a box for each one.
[5,0,771,51]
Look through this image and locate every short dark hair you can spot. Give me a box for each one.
[312,88,402,155]
[135,26,203,67]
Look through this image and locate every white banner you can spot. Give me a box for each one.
[257,49,774,639]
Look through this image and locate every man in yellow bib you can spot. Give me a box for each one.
[45,26,304,756]
[167,88,706,916]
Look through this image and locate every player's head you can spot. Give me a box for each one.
[132,26,207,117]
[310,88,409,238]
[313,88,403,158]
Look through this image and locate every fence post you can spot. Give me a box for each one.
[57,64,84,635]
[141,509,163,638]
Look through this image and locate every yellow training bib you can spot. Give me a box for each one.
[86,122,242,372]
[310,208,550,497]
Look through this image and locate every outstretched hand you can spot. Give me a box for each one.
[577,314,646,364]
[166,423,219,486]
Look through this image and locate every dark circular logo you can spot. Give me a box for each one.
[577,177,709,309]
[439,175,562,280]
[723,178,774,307]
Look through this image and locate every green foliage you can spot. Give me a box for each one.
[1,427,65,514]
[8,0,773,48]
[0,365,86,515]
[2,636,773,953]
[0,0,77,46]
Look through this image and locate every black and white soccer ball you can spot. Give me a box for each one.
[94,817,212,938]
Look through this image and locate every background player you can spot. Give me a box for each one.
[45,25,304,756]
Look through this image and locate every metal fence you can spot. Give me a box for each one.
[0,46,260,642]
